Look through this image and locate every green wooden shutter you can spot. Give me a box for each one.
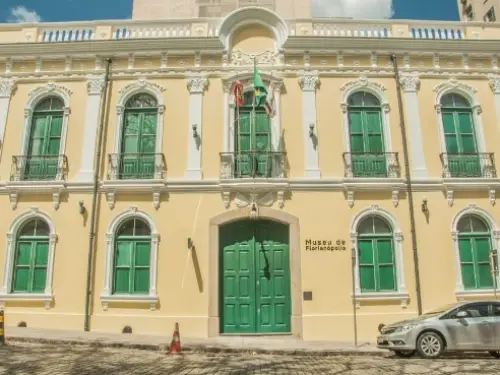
[358,239,375,292]
[138,112,157,177]
[121,112,140,179]
[375,239,396,291]
[45,115,63,178]
[365,111,386,177]
[236,112,252,177]
[133,241,151,293]
[474,237,494,288]
[114,241,132,293]
[459,238,476,289]
[254,112,271,177]
[32,242,49,292]
[12,242,32,292]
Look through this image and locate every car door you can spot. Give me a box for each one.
[441,302,494,350]
[491,303,500,350]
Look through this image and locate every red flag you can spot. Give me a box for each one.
[233,81,244,107]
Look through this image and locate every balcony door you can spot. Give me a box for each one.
[234,91,271,178]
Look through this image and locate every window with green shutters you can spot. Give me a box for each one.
[24,97,64,181]
[12,219,50,293]
[347,92,387,177]
[441,93,481,177]
[119,94,158,179]
[113,218,151,294]
[357,216,397,292]
[457,215,494,290]
[234,91,272,177]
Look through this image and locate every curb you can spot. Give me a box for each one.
[4,336,389,357]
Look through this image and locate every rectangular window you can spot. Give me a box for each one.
[113,241,151,294]
[358,238,396,292]
[12,241,49,293]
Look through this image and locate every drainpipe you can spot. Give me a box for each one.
[84,58,112,331]
[391,54,423,316]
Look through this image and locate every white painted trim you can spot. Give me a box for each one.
[20,83,72,180]
[433,78,486,178]
[0,207,57,309]
[488,76,500,132]
[298,71,320,178]
[340,76,393,178]
[185,76,208,180]
[0,79,16,160]
[112,79,166,180]
[100,206,159,308]
[76,76,106,181]
[450,204,500,294]
[100,294,158,311]
[350,205,407,300]
[399,73,428,178]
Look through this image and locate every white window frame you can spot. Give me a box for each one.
[0,208,57,309]
[340,76,393,178]
[350,205,409,308]
[100,206,160,310]
[19,83,72,181]
[451,204,500,299]
[112,79,166,180]
[433,79,487,178]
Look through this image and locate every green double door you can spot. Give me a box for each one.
[220,220,291,334]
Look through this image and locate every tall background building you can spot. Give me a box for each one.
[132,0,312,19]
[458,0,498,21]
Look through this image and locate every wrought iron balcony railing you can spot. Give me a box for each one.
[220,151,287,180]
[440,153,496,178]
[10,154,67,181]
[107,153,166,180]
[343,152,401,178]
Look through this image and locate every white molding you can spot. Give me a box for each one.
[298,71,320,178]
[433,78,486,178]
[100,206,159,307]
[0,79,16,158]
[350,205,407,299]
[352,292,409,309]
[0,293,53,309]
[20,82,72,179]
[0,207,57,308]
[113,78,166,180]
[456,289,500,300]
[450,204,500,293]
[76,75,106,181]
[100,294,158,311]
[185,75,208,180]
[488,75,500,133]
[340,76,393,178]
[399,72,428,178]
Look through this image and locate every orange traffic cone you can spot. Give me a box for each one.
[169,323,181,354]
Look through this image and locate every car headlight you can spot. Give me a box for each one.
[394,324,420,333]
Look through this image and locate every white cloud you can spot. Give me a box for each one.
[312,0,394,19]
[8,6,41,23]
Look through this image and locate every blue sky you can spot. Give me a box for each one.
[1,0,459,23]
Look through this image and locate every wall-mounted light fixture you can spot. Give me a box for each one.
[421,197,428,213]
[192,124,198,138]
[309,123,315,137]
[78,200,85,215]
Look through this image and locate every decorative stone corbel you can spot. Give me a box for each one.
[222,192,230,209]
[277,191,285,209]
[107,191,116,209]
[392,190,399,207]
[400,298,408,309]
[102,302,109,311]
[52,191,61,210]
[9,191,18,210]
[347,191,354,208]
[446,189,454,207]
[489,189,496,206]
[44,299,52,309]
[152,191,161,210]
[149,302,157,311]
[235,191,275,218]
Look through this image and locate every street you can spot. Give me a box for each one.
[1,342,500,374]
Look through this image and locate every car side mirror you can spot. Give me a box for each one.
[456,311,468,319]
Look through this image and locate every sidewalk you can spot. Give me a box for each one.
[4,327,388,356]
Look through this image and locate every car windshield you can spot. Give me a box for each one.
[422,303,462,316]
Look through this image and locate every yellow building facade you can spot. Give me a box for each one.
[1,7,500,342]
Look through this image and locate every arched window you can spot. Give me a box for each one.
[119,93,158,179]
[347,92,387,177]
[440,93,481,177]
[234,89,272,178]
[357,215,396,292]
[12,219,50,293]
[457,215,493,290]
[113,217,152,294]
[24,97,65,181]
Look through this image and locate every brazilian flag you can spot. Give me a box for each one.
[253,67,267,107]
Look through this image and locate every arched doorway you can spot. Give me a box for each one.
[219,219,291,334]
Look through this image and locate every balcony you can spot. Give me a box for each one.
[220,151,286,180]
[343,152,401,178]
[107,153,165,180]
[440,153,496,178]
[10,155,67,181]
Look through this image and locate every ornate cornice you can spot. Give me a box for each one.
[118,78,166,96]
[28,82,73,98]
[340,75,386,92]
[87,76,106,95]
[298,71,319,91]
[399,73,420,93]
[186,76,208,93]
[0,79,16,98]
[433,77,477,96]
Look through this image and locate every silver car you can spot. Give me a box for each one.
[376,300,500,358]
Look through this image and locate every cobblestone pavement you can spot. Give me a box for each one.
[1,342,500,374]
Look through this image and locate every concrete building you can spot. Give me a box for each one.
[0,6,500,342]
[458,0,498,22]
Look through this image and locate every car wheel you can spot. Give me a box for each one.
[393,350,416,358]
[489,351,500,359]
[416,332,444,359]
